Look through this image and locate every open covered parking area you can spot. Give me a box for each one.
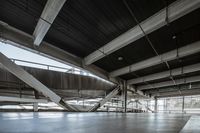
[0,0,200,132]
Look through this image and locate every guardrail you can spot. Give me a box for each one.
[10,58,88,75]
[158,109,200,113]
[9,58,113,84]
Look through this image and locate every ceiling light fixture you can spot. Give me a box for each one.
[172,35,176,39]
[118,56,123,61]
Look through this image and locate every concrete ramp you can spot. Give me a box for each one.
[180,115,200,133]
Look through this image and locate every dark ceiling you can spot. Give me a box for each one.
[0,0,200,85]
[95,8,200,73]
[0,0,46,34]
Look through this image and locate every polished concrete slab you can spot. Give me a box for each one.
[0,112,191,133]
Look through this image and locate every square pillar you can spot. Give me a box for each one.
[154,98,158,113]
[182,96,185,113]
[122,81,127,113]
[33,90,39,112]
[33,103,38,112]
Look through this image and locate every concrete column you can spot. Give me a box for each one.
[116,98,119,112]
[107,106,109,112]
[154,98,158,113]
[33,90,39,112]
[132,101,134,112]
[164,99,167,111]
[33,103,38,112]
[136,100,138,109]
[122,81,127,113]
[166,99,168,112]
[121,85,123,112]
[182,96,185,113]
[147,100,149,110]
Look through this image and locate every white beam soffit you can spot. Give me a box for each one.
[0,21,119,84]
[110,40,200,77]
[0,52,77,111]
[33,0,66,46]
[137,75,200,91]
[147,83,200,94]
[128,63,200,85]
[0,96,48,103]
[84,0,200,65]
[153,89,200,98]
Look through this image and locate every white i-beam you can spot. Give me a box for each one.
[33,0,66,46]
[137,75,200,90]
[110,40,200,77]
[127,63,200,85]
[0,52,77,111]
[84,0,200,65]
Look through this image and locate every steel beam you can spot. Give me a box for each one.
[146,83,200,94]
[33,103,38,111]
[110,40,200,77]
[0,21,150,98]
[0,96,48,103]
[182,96,185,113]
[88,86,121,112]
[137,75,200,91]
[33,90,39,111]
[155,88,200,98]
[0,20,119,84]
[0,52,77,111]
[84,0,200,65]
[128,63,200,85]
[33,0,66,46]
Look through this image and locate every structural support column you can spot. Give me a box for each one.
[136,100,138,109]
[154,98,158,113]
[33,103,38,112]
[137,75,200,91]
[33,90,39,112]
[182,96,185,113]
[122,81,127,113]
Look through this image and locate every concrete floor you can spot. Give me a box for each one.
[0,112,194,133]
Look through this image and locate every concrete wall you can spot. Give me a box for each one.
[0,66,115,91]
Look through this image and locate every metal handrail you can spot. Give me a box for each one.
[8,58,114,84]
[10,58,87,74]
